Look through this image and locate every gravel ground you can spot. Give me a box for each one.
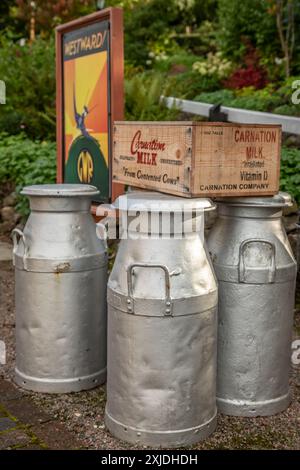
[0,255,299,450]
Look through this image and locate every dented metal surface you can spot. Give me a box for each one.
[207,193,297,416]
[13,184,107,393]
[105,192,218,447]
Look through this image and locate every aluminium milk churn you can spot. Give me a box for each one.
[207,193,297,416]
[105,192,218,447]
[13,184,107,393]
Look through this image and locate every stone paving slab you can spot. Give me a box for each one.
[2,397,53,427]
[33,422,85,450]
[0,429,31,450]
[0,242,12,261]
[0,417,17,432]
[0,379,84,450]
[0,380,26,401]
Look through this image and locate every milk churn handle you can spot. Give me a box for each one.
[12,228,28,271]
[239,238,276,284]
[96,220,108,250]
[96,204,116,250]
[127,263,172,316]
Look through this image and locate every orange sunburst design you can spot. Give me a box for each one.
[63,50,108,164]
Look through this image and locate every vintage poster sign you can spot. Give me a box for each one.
[56,9,124,203]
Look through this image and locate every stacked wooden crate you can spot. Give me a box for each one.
[112,121,281,198]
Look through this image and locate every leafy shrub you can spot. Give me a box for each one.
[280,147,300,204]
[13,0,96,35]
[124,61,145,79]
[192,20,218,54]
[0,33,55,140]
[224,63,268,90]
[121,0,181,66]
[217,0,279,60]
[170,19,218,56]
[194,80,300,116]
[150,51,200,74]
[193,52,232,79]
[111,0,219,66]
[197,89,267,109]
[223,47,268,90]
[0,133,56,216]
[272,104,300,116]
[192,0,218,24]
[194,89,235,105]
[146,34,180,68]
[167,70,222,99]
[125,72,179,120]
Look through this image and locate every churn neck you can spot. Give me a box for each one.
[21,184,99,212]
[215,192,292,219]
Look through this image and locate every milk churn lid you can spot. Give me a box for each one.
[113,191,215,212]
[215,192,293,208]
[21,184,99,197]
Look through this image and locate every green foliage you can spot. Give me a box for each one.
[0,133,56,216]
[217,0,278,60]
[0,0,24,34]
[124,61,145,79]
[194,88,235,104]
[125,72,179,120]
[193,20,218,54]
[168,70,222,99]
[12,0,96,36]
[107,0,219,66]
[272,104,298,116]
[121,0,181,66]
[280,147,300,203]
[169,18,218,56]
[146,34,180,68]
[0,33,55,140]
[150,51,200,73]
[192,51,232,79]
[194,80,300,115]
[195,87,281,111]
[192,0,218,24]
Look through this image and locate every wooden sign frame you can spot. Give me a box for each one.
[56,7,124,207]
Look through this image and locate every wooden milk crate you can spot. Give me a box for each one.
[112,121,281,198]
